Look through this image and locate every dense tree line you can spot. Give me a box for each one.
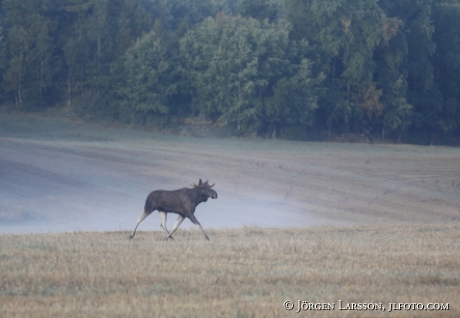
[1,0,460,143]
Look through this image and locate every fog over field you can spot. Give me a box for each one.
[1,115,460,234]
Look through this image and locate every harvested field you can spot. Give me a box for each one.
[0,225,459,317]
[1,114,459,317]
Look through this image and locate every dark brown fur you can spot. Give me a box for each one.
[129,179,217,240]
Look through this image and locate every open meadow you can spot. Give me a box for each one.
[1,114,460,316]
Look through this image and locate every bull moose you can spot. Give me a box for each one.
[129,179,217,240]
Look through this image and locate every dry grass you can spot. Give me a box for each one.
[1,224,459,317]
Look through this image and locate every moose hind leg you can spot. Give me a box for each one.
[160,211,174,240]
[129,211,150,239]
[165,215,185,240]
[159,211,168,233]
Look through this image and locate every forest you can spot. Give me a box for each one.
[1,0,460,143]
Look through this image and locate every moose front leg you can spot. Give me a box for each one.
[189,214,210,241]
[196,222,210,241]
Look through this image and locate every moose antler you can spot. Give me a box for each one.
[191,180,215,188]
[203,179,215,187]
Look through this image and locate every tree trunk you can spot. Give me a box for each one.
[67,81,72,106]
[17,53,23,105]
[40,59,43,100]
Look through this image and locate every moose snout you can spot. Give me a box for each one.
[212,193,218,199]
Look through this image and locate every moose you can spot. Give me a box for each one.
[129,179,218,240]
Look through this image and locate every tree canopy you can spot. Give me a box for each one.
[1,0,460,143]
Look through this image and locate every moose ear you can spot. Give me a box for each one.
[199,178,203,185]
[205,179,209,185]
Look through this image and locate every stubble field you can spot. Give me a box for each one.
[0,225,459,317]
[1,114,460,317]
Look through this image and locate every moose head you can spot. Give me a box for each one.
[192,178,218,201]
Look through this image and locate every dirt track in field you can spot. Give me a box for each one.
[1,115,460,234]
